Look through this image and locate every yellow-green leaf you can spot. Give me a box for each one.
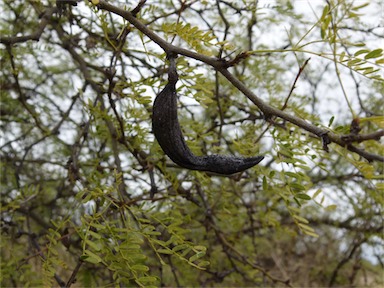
[365,49,383,59]
[354,49,370,56]
[303,230,319,238]
[131,264,149,272]
[295,193,311,200]
[82,250,102,263]
[320,5,329,22]
[198,260,210,268]
[339,51,346,62]
[85,239,102,252]
[87,229,102,239]
[157,248,173,255]
[189,251,206,262]
[298,223,315,232]
[352,2,369,10]
[325,204,337,211]
[293,214,309,224]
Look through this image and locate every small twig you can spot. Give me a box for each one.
[131,0,146,17]
[65,259,83,287]
[281,58,310,111]
[148,164,158,198]
[226,51,251,67]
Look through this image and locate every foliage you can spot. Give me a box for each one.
[1,0,383,287]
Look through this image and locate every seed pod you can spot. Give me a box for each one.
[152,57,263,175]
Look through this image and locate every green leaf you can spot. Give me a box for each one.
[85,239,102,252]
[87,229,102,239]
[131,264,150,272]
[352,2,369,10]
[348,12,361,18]
[352,42,366,47]
[88,222,106,230]
[144,231,161,236]
[354,49,370,56]
[262,176,268,190]
[180,247,192,257]
[189,251,206,262]
[157,249,173,255]
[363,67,380,75]
[298,223,315,232]
[121,243,141,251]
[290,183,306,191]
[172,244,189,252]
[320,5,329,22]
[328,116,334,127]
[303,230,319,238]
[355,161,375,179]
[364,49,383,59]
[193,245,207,251]
[312,189,322,199]
[82,250,102,263]
[278,147,293,158]
[288,206,301,213]
[137,95,152,105]
[339,52,346,62]
[295,164,311,171]
[81,193,93,203]
[128,253,147,261]
[325,204,337,211]
[197,260,210,268]
[293,214,309,224]
[371,75,383,80]
[285,172,300,179]
[136,276,157,284]
[138,218,151,223]
[321,16,332,37]
[48,228,61,239]
[347,58,362,67]
[295,193,311,200]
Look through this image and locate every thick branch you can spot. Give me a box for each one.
[341,130,384,143]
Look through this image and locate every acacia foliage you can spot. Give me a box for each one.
[0,0,383,287]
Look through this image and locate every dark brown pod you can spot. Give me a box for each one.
[152,58,263,175]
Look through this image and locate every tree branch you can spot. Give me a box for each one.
[93,0,384,163]
[0,7,56,45]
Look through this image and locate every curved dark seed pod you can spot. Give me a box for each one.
[152,57,264,175]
